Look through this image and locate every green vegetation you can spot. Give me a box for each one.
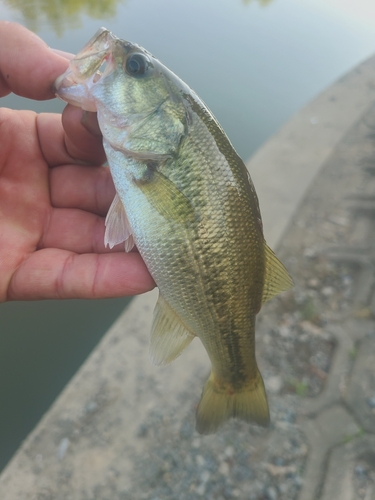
[288,378,309,397]
[243,0,275,6]
[300,296,319,322]
[5,0,276,36]
[4,0,123,35]
[349,346,358,360]
[342,427,365,444]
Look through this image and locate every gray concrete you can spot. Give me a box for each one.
[346,336,375,434]
[2,55,375,499]
[299,406,360,500]
[320,436,375,500]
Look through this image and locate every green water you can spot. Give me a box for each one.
[0,298,130,470]
[1,0,375,471]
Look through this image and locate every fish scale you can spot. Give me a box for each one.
[54,28,293,434]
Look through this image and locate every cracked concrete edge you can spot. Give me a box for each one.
[2,54,375,492]
[345,335,375,434]
[299,406,360,500]
[301,324,354,417]
[320,435,375,500]
[300,316,374,418]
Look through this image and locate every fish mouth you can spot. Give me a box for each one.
[53,55,106,90]
[53,68,100,112]
[53,27,117,111]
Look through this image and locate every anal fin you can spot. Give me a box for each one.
[150,294,195,366]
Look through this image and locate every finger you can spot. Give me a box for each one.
[40,208,114,254]
[62,105,106,164]
[81,110,102,137]
[7,248,155,300]
[37,111,105,167]
[0,22,70,100]
[50,165,115,216]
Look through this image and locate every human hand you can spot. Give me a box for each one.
[0,22,155,302]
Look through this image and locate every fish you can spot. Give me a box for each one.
[54,28,293,434]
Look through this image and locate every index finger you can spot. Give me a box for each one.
[0,21,70,100]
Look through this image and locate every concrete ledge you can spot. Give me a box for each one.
[2,55,375,498]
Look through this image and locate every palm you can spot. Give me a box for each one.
[0,109,49,300]
[0,22,154,302]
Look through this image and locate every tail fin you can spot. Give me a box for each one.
[196,369,270,435]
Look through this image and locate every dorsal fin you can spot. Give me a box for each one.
[262,243,294,304]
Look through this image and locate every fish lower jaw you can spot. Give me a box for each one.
[54,74,98,112]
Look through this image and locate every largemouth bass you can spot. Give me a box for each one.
[54,28,293,434]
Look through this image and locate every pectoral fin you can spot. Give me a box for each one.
[135,169,196,224]
[262,243,294,304]
[104,193,134,252]
[150,294,195,366]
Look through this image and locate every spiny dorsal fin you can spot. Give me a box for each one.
[104,193,134,252]
[150,294,196,366]
[262,243,294,304]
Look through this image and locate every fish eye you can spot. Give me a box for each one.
[125,53,150,77]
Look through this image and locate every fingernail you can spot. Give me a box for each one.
[50,48,75,60]
[81,111,102,137]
